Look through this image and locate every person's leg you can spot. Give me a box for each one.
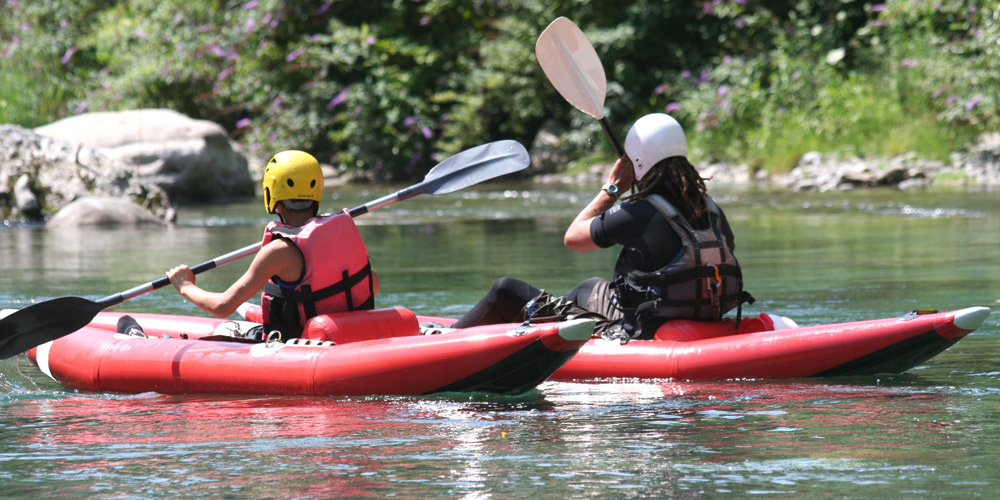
[452,277,542,328]
[563,277,622,321]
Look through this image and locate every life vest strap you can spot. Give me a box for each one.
[262,261,374,317]
[627,263,742,285]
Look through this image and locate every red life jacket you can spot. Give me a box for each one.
[260,211,375,337]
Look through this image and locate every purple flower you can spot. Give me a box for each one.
[665,102,681,113]
[133,29,146,39]
[872,4,885,12]
[235,118,252,129]
[3,35,19,58]
[244,19,256,34]
[680,70,692,79]
[899,59,917,67]
[403,116,417,127]
[217,67,234,81]
[60,47,76,64]
[421,126,432,139]
[419,17,430,26]
[210,45,228,58]
[654,85,665,95]
[717,85,729,97]
[328,87,350,109]
[316,2,331,14]
[272,96,284,110]
[366,35,376,45]
[242,1,258,9]
[697,70,710,84]
[966,96,982,111]
[172,13,184,25]
[73,103,89,115]
[286,48,304,62]
[405,152,421,174]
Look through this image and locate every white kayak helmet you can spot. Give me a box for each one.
[624,113,688,181]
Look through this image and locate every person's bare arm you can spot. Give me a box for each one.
[564,156,634,253]
[166,240,302,318]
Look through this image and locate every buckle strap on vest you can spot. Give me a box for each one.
[263,261,373,316]
[627,264,742,285]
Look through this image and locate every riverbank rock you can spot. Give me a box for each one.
[34,109,254,203]
[0,125,172,225]
[47,196,168,228]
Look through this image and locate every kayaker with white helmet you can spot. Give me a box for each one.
[165,150,378,339]
[454,113,751,338]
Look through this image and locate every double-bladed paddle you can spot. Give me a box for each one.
[0,139,530,359]
[535,16,624,157]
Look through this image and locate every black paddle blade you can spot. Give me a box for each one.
[0,296,105,359]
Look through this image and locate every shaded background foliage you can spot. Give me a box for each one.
[1,0,997,180]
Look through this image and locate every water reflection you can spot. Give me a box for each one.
[2,184,999,497]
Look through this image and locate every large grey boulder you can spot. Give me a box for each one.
[0,125,172,224]
[34,109,254,203]
[47,196,168,228]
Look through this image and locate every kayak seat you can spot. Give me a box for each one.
[300,307,420,344]
[653,312,798,342]
[239,303,420,344]
[653,318,741,342]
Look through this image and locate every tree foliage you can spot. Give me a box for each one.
[1,0,997,178]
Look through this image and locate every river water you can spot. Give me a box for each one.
[1,182,999,498]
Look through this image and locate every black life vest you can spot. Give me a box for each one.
[614,194,752,324]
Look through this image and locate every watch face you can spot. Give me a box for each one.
[604,184,619,196]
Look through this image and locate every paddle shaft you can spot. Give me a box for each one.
[599,118,624,157]
[101,243,261,309]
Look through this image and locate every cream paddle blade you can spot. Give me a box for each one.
[535,17,624,155]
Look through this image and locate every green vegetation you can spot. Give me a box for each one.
[1,0,996,179]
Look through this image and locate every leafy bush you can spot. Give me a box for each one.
[1,0,996,180]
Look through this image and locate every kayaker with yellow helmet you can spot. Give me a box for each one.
[166,150,377,338]
[455,113,751,339]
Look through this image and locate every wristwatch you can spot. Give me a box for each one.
[601,183,620,198]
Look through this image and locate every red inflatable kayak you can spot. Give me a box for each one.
[26,307,594,396]
[550,307,990,381]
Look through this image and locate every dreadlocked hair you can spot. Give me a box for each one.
[624,156,709,227]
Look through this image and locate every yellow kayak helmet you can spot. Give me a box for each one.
[262,150,324,214]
